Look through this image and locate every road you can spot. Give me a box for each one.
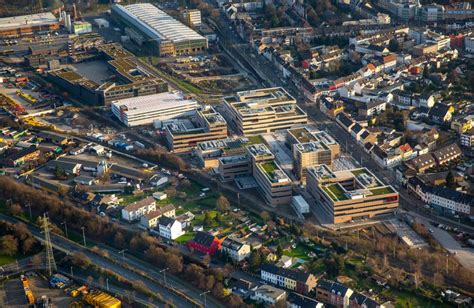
[0,214,220,308]
[212,16,474,233]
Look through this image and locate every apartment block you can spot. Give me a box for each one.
[121,196,157,222]
[223,87,307,135]
[260,263,318,295]
[164,106,228,153]
[306,165,398,224]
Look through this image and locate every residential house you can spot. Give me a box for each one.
[460,128,474,148]
[406,153,436,173]
[319,96,344,119]
[451,115,474,134]
[428,103,454,124]
[359,100,386,117]
[139,204,176,229]
[260,263,318,295]
[424,186,474,216]
[336,113,355,132]
[349,292,383,308]
[432,143,462,165]
[251,284,287,306]
[121,196,156,222]
[158,216,184,240]
[350,123,365,141]
[287,292,324,308]
[315,280,354,308]
[221,237,251,262]
[187,231,221,255]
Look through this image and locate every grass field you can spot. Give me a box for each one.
[0,254,16,266]
[175,232,196,244]
[283,243,312,260]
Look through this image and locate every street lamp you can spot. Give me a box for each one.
[25,203,32,219]
[160,268,169,285]
[200,290,210,307]
[61,221,68,238]
[81,227,86,247]
[119,249,127,261]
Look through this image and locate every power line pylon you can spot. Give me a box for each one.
[42,214,57,276]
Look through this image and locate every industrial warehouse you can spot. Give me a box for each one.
[111,91,198,127]
[0,12,60,37]
[111,3,208,56]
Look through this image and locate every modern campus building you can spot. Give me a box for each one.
[223,88,307,135]
[111,92,198,127]
[0,13,60,37]
[111,3,208,56]
[164,106,228,153]
[47,44,168,106]
[294,142,332,182]
[247,144,292,206]
[218,154,252,182]
[196,137,251,168]
[306,165,398,224]
[287,127,340,181]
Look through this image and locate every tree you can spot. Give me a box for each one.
[388,38,400,52]
[446,171,456,189]
[31,254,42,268]
[204,211,214,227]
[276,244,283,257]
[249,250,263,270]
[260,211,271,222]
[0,235,18,256]
[216,195,230,212]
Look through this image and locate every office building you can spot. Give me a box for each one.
[223,88,307,136]
[287,127,340,181]
[164,106,228,153]
[0,12,59,37]
[196,137,251,168]
[218,154,251,182]
[111,3,208,56]
[294,142,332,182]
[246,144,291,206]
[306,165,398,224]
[111,92,198,127]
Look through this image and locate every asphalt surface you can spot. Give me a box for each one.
[0,214,221,308]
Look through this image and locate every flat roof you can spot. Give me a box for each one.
[295,141,329,153]
[0,12,58,30]
[257,161,290,184]
[113,3,206,43]
[288,127,318,143]
[317,166,397,202]
[112,92,197,115]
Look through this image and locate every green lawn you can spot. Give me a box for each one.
[175,232,196,244]
[0,254,16,266]
[284,244,311,261]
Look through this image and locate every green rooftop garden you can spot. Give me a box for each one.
[247,135,266,145]
[351,169,368,176]
[322,183,348,201]
[261,162,278,174]
[370,187,395,196]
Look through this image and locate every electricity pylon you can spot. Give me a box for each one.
[42,214,57,276]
